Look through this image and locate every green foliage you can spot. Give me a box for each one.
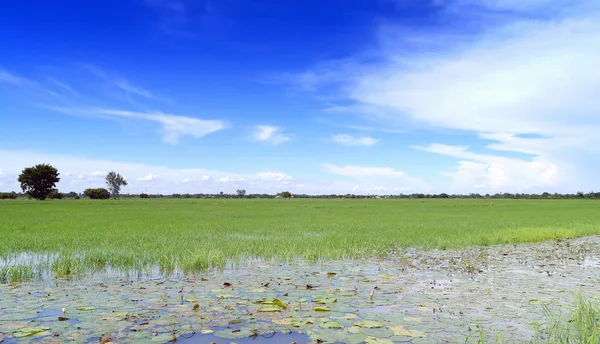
[542,294,600,343]
[48,189,63,199]
[83,188,110,200]
[17,164,60,200]
[236,189,246,198]
[105,171,128,199]
[0,191,17,199]
[139,193,149,199]
[280,191,292,198]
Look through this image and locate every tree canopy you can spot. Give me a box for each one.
[17,164,60,200]
[105,171,128,199]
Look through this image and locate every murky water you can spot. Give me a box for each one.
[1,236,600,343]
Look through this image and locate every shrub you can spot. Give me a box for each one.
[0,192,18,199]
[83,188,111,200]
[48,189,63,199]
[140,193,149,199]
[74,195,80,200]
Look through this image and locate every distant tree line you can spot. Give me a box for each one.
[4,163,600,201]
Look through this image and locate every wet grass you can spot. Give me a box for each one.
[542,294,600,343]
[1,198,600,281]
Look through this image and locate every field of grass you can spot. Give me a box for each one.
[1,198,600,280]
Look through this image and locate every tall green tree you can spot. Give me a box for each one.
[236,189,246,198]
[105,171,128,199]
[18,164,60,200]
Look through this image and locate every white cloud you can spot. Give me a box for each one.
[0,69,62,99]
[115,81,157,100]
[138,173,156,181]
[324,164,408,178]
[414,143,559,192]
[323,164,429,192]
[251,125,290,145]
[256,172,292,182]
[290,0,600,192]
[331,134,378,147]
[0,149,305,194]
[52,107,228,144]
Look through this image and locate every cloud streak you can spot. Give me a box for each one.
[251,125,290,145]
[287,0,600,192]
[52,107,228,144]
[331,134,378,147]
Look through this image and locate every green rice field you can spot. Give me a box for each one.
[1,198,599,279]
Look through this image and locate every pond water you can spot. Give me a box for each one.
[1,236,600,343]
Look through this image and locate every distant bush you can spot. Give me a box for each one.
[0,192,17,199]
[84,188,111,200]
[140,193,149,199]
[74,195,80,200]
[280,191,292,199]
[48,189,63,199]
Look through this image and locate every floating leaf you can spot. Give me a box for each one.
[272,318,292,325]
[365,337,394,344]
[13,327,51,338]
[200,329,214,334]
[58,316,70,321]
[354,320,383,328]
[258,306,282,312]
[216,294,235,299]
[273,298,288,309]
[314,306,330,312]
[388,325,427,338]
[320,320,343,329]
[344,313,359,320]
[404,317,421,323]
[76,306,95,311]
[313,297,337,304]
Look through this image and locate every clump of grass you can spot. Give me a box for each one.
[52,255,86,278]
[0,264,38,283]
[541,294,600,343]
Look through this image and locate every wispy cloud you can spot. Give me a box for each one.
[0,149,297,194]
[83,64,169,103]
[0,69,63,99]
[324,164,409,178]
[115,81,157,100]
[323,164,429,192]
[251,125,290,145]
[52,107,228,144]
[331,134,378,147]
[285,0,600,192]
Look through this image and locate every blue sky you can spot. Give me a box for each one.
[1,0,599,195]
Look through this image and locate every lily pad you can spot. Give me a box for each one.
[354,320,384,328]
[76,306,96,311]
[314,306,330,312]
[320,320,343,329]
[388,325,427,338]
[258,305,282,312]
[313,297,337,304]
[13,326,51,338]
[365,337,394,344]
